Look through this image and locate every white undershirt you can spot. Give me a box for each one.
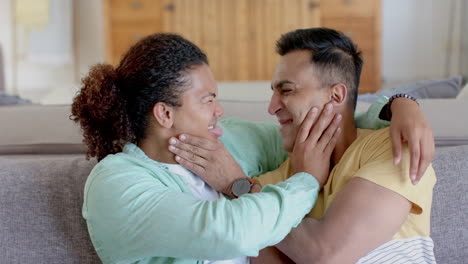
[165,163,249,264]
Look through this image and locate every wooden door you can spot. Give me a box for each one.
[320,0,381,93]
[104,0,163,66]
[160,0,321,81]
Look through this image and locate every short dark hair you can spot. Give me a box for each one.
[276,28,363,109]
[71,33,208,160]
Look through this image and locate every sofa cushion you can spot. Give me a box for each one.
[431,145,468,263]
[0,105,85,154]
[418,99,468,146]
[0,154,99,263]
[0,93,32,106]
[220,99,276,122]
[358,76,463,103]
[0,44,5,93]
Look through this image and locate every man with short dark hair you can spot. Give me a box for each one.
[167,28,436,263]
[253,28,436,263]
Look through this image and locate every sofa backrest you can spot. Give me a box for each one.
[1,101,468,156]
[431,145,468,263]
[0,105,85,154]
[1,146,467,263]
[0,154,100,263]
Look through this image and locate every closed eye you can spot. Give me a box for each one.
[202,92,217,103]
[272,80,296,95]
[281,89,293,94]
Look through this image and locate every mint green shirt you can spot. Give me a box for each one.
[83,97,389,264]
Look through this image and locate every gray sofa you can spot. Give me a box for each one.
[1,102,467,264]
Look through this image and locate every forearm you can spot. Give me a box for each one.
[87,170,320,261]
[354,96,390,129]
[276,219,337,264]
[276,178,411,264]
[355,95,421,129]
[380,95,420,121]
[252,246,294,264]
[277,218,366,264]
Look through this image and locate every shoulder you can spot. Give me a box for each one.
[353,128,394,164]
[219,118,279,135]
[358,127,392,148]
[90,152,155,182]
[352,128,436,214]
[84,152,171,208]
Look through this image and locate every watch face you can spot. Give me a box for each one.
[232,178,251,197]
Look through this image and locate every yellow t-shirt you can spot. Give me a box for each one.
[255,127,437,240]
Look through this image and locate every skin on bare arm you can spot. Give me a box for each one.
[250,246,294,264]
[275,177,411,264]
[387,97,435,184]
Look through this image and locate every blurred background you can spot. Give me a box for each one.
[0,0,467,104]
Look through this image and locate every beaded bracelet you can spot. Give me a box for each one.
[388,93,419,106]
[379,93,419,121]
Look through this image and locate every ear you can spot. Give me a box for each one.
[330,83,348,106]
[152,102,174,129]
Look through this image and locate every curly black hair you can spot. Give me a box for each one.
[71,33,208,161]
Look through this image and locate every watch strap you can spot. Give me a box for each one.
[230,177,256,198]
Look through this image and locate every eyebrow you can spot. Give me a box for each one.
[271,80,295,90]
[202,92,216,99]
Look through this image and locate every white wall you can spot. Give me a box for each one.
[17,0,74,100]
[382,0,466,85]
[0,0,104,102]
[74,0,105,81]
[0,0,14,93]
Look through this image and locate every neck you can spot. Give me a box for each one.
[138,132,177,164]
[331,112,357,167]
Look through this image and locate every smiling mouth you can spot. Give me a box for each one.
[279,119,293,125]
[208,124,223,138]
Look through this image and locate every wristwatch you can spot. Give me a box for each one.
[230,177,257,198]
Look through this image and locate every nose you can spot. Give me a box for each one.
[215,101,224,118]
[268,91,282,115]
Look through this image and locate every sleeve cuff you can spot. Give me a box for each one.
[285,172,320,189]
